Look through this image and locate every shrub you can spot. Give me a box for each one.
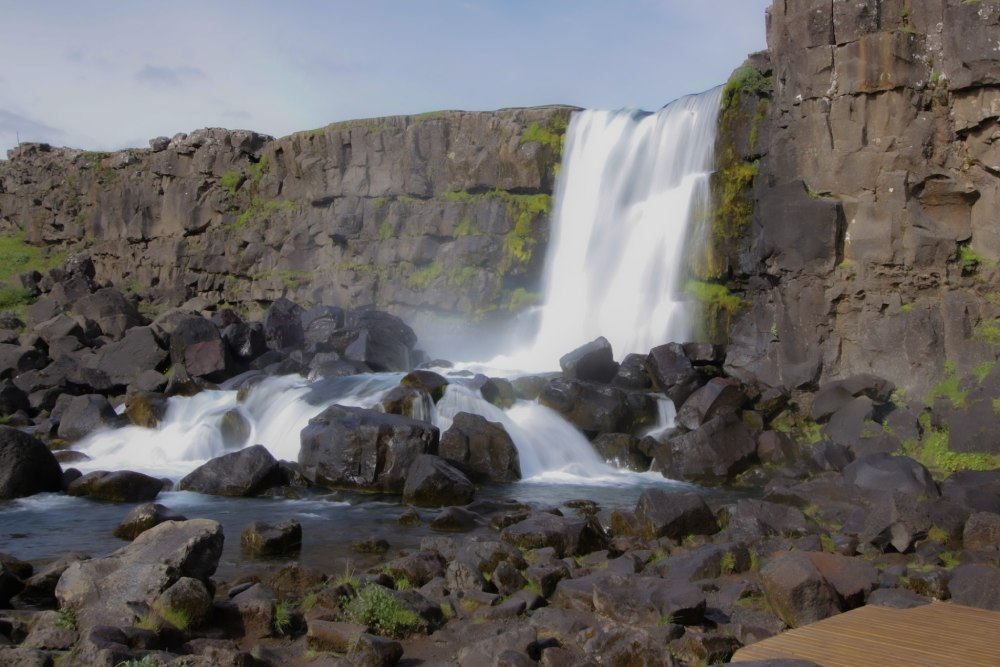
[340,583,426,638]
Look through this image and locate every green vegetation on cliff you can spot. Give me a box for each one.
[684,279,744,342]
[0,233,66,311]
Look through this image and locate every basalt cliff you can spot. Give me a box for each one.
[1,0,999,398]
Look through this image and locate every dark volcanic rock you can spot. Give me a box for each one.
[73,287,145,340]
[592,432,650,471]
[401,454,475,507]
[646,343,700,404]
[439,411,520,483]
[559,336,618,383]
[299,404,438,492]
[842,453,939,499]
[262,297,305,351]
[67,470,164,503]
[55,519,223,629]
[113,503,188,540]
[676,377,747,430]
[169,315,231,381]
[400,370,449,402]
[948,564,1000,611]
[56,393,121,441]
[539,377,651,436]
[179,444,284,497]
[647,413,757,484]
[760,550,840,628]
[241,519,302,557]
[634,489,719,540]
[500,512,607,557]
[0,426,62,499]
[92,326,169,387]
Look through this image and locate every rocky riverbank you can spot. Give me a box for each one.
[0,254,998,667]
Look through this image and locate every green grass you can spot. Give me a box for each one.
[454,217,479,236]
[973,361,996,383]
[720,552,737,575]
[508,287,541,311]
[974,318,1000,346]
[907,413,1000,474]
[0,233,66,284]
[55,607,77,630]
[377,219,394,241]
[339,583,426,638]
[957,244,994,273]
[722,65,773,110]
[221,170,244,196]
[157,607,191,631]
[274,600,293,635]
[443,190,477,204]
[407,261,443,290]
[519,116,568,155]
[684,279,745,341]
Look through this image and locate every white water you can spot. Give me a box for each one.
[495,89,721,372]
[71,89,721,487]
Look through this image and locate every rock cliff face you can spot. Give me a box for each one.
[718,0,1000,398]
[0,108,572,343]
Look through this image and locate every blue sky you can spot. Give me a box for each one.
[0,1,772,157]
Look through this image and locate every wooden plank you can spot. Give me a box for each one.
[731,602,1000,667]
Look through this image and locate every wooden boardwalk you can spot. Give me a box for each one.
[731,602,1000,666]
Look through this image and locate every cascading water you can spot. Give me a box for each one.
[69,88,722,486]
[502,88,722,372]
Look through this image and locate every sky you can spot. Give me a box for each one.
[0,1,772,158]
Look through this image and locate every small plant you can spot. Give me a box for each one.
[340,583,426,638]
[114,657,161,667]
[220,170,244,196]
[55,607,77,630]
[393,576,413,592]
[377,219,393,241]
[657,614,680,626]
[300,591,319,612]
[274,600,293,635]
[157,607,191,631]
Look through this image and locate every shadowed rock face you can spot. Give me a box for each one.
[0,107,573,336]
[714,0,1000,399]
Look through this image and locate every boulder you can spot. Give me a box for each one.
[612,353,653,389]
[948,564,1000,611]
[645,343,700,404]
[55,519,224,629]
[963,512,1000,551]
[378,385,434,420]
[941,470,1000,513]
[178,444,283,497]
[73,288,144,340]
[113,503,188,540]
[430,506,481,532]
[56,393,121,441]
[675,377,747,430]
[591,432,650,471]
[0,426,62,499]
[402,454,475,507]
[0,344,48,379]
[634,489,719,540]
[559,336,618,383]
[591,574,706,626]
[439,411,521,482]
[152,576,213,630]
[0,379,30,416]
[383,551,446,588]
[124,390,169,428]
[805,551,878,610]
[759,550,840,628]
[500,512,607,557]
[719,499,815,542]
[241,519,302,557]
[539,377,652,436]
[222,322,266,362]
[299,405,438,492]
[647,413,757,484]
[66,470,164,503]
[91,326,169,387]
[842,454,939,499]
[169,316,230,381]
[400,370,449,402]
[469,374,516,408]
[262,297,305,351]
[331,309,418,372]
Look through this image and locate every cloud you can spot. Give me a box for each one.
[0,108,65,138]
[135,64,205,87]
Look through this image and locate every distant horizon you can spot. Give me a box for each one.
[0,0,772,158]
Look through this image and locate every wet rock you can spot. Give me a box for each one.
[634,489,719,540]
[179,444,283,497]
[559,336,618,383]
[300,405,438,493]
[439,411,521,482]
[539,377,649,436]
[612,352,653,389]
[241,519,302,557]
[647,413,757,485]
[113,503,187,541]
[430,506,480,532]
[402,454,475,507]
[67,470,163,503]
[646,342,700,404]
[124,390,169,428]
[56,393,121,441]
[55,519,223,629]
[500,512,607,557]
[591,432,650,471]
[676,377,747,430]
[842,453,939,499]
[400,369,449,402]
[0,379,29,415]
[377,386,433,420]
[0,426,62,499]
[0,565,24,608]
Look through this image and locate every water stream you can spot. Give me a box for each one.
[1,89,725,568]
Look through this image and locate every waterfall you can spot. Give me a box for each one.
[71,90,722,486]
[504,88,722,371]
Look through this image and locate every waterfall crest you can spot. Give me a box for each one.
[504,88,722,371]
